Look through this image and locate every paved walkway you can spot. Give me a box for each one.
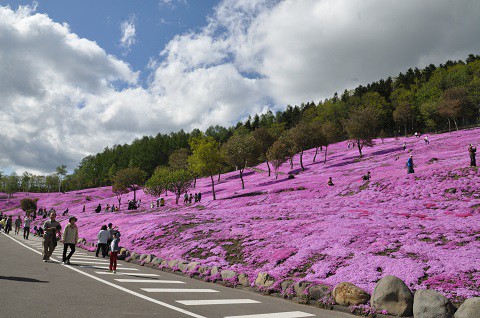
[0,232,355,318]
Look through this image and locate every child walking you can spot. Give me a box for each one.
[109,232,119,273]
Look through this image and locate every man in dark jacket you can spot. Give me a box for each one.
[469,144,477,167]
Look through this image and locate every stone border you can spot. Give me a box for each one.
[76,240,479,318]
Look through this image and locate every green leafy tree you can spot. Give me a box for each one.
[221,134,261,189]
[345,106,381,158]
[287,122,315,171]
[437,86,469,132]
[112,183,129,211]
[21,171,33,192]
[113,167,146,202]
[266,139,289,179]
[5,172,20,198]
[188,137,222,200]
[56,165,67,192]
[166,169,194,204]
[168,148,190,171]
[320,120,343,163]
[46,174,60,192]
[20,198,38,215]
[144,166,171,199]
[392,89,416,135]
[251,127,276,176]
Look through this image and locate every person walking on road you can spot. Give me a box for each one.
[96,225,109,258]
[42,212,61,262]
[5,215,13,234]
[62,216,79,265]
[23,215,32,240]
[469,144,477,167]
[14,215,22,235]
[109,232,120,273]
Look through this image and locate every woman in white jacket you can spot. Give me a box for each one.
[95,225,110,258]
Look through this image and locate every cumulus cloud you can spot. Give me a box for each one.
[1,0,480,174]
[120,15,137,55]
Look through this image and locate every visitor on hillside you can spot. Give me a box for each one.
[62,208,69,216]
[96,225,109,258]
[469,144,477,167]
[198,192,202,202]
[194,193,198,202]
[42,212,61,262]
[327,177,334,186]
[402,142,406,151]
[109,232,120,273]
[95,204,101,213]
[189,194,193,204]
[14,215,22,235]
[414,132,419,138]
[105,204,110,212]
[23,215,32,240]
[62,216,78,265]
[5,215,13,234]
[183,193,188,204]
[36,226,44,237]
[111,204,115,212]
[362,171,371,181]
[424,136,429,144]
[406,155,415,174]
[150,201,155,209]
[82,205,86,213]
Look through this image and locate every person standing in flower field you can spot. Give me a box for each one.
[42,212,61,262]
[468,144,477,167]
[62,216,78,265]
[406,155,415,174]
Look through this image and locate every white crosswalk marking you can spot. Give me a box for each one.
[224,312,316,318]
[142,288,219,293]
[177,299,261,306]
[60,256,100,260]
[80,266,138,271]
[115,279,185,284]
[95,272,159,277]
[66,260,121,265]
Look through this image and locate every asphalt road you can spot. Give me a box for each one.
[0,232,355,318]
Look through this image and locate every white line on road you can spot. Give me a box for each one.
[224,312,316,318]
[80,266,137,271]
[2,233,207,318]
[177,299,261,306]
[95,272,159,277]
[69,260,122,266]
[142,288,219,293]
[115,279,185,284]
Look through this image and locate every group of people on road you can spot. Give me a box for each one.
[0,214,32,239]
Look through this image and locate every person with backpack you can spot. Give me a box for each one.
[62,216,79,265]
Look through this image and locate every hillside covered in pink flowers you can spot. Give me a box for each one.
[2,128,479,301]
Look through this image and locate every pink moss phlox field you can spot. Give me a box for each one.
[1,129,479,300]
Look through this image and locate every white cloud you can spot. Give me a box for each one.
[1,0,480,174]
[120,15,137,55]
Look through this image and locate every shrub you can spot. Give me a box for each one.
[20,198,37,213]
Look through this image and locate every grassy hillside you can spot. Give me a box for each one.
[2,128,479,301]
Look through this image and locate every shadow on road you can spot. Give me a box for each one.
[0,276,48,283]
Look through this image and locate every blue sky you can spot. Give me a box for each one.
[0,0,219,81]
[1,0,480,174]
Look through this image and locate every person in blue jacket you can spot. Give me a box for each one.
[406,155,415,174]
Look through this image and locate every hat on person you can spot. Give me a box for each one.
[69,216,78,222]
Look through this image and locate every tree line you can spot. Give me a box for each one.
[1,54,480,196]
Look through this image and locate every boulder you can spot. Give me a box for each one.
[238,273,250,287]
[187,262,200,271]
[371,275,413,316]
[167,260,180,268]
[332,282,370,306]
[281,279,295,292]
[454,297,480,318]
[294,281,312,297]
[198,266,210,275]
[151,257,163,265]
[309,284,331,301]
[160,260,168,267]
[255,272,275,288]
[210,266,220,276]
[139,254,149,262]
[221,270,237,280]
[177,261,189,272]
[129,252,139,262]
[413,290,456,318]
